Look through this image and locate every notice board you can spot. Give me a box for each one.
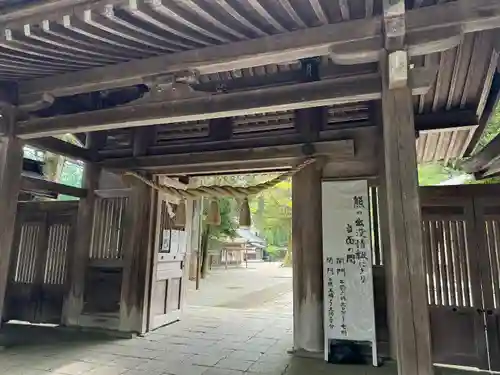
[321,180,377,365]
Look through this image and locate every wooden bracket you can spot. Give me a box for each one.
[329,37,383,65]
[130,71,207,105]
[407,26,463,57]
[17,92,55,114]
[330,27,460,66]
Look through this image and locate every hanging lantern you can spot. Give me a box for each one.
[174,200,186,227]
[239,197,251,228]
[206,199,221,226]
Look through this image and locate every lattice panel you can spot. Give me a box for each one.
[90,197,128,260]
[43,224,71,285]
[484,219,500,309]
[422,219,474,308]
[14,224,40,283]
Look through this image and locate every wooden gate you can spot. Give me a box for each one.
[421,185,500,371]
[148,192,192,331]
[4,201,78,324]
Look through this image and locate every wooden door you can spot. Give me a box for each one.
[475,197,500,371]
[420,188,488,370]
[148,195,193,331]
[5,202,77,324]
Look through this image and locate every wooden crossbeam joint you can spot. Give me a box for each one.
[209,117,233,141]
[299,57,321,83]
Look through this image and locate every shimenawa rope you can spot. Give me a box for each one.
[124,158,316,199]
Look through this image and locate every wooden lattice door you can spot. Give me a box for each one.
[475,196,500,372]
[420,187,488,370]
[5,202,77,324]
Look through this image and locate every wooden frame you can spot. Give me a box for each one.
[16,69,435,139]
[21,175,87,198]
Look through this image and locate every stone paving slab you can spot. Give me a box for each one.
[0,263,475,375]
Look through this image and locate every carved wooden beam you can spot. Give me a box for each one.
[16,68,436,139]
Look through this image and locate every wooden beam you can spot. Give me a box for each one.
[16,69,435,139]
[476,157,500,178]
[20,175,87,198]
[16,0,500,102]
[100,140,354,173]
[463,73,500,156]
[415,109,478,133]
[0,135,23,324]
[380,52,433,375]
[194,63,378,93]
[26,137,92,161]
[462,131,500,173]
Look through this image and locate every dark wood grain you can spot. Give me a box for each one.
[0,134,23,324]
[381,48,433,375]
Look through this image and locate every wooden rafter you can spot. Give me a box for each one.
[15,0,500,103]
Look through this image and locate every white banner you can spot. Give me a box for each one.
[321,180,376,361]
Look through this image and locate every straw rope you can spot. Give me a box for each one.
[124,158,316,199]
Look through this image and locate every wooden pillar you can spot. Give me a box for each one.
[0,132,23,323]
[380,51,433,375]
[292,162,323,354]
[62,135,100,326]
[119,176,153,333]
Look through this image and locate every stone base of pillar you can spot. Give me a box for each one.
[288,347,324,359]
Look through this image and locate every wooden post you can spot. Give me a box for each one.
[380,51,434,375]
[62,137,100,326]
[0,132,23,323]
[119,176,153,333]
[376,146,397,360]
[292,162,323,354]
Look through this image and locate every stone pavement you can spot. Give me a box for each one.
[186,261,293,311]
[0,262,469,375]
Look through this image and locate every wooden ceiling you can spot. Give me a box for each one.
[0,0,449,81]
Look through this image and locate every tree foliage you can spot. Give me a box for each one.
[197,174,292,249]
[477,101,500,150]
[250,179,291,248]
[418,102,500,186]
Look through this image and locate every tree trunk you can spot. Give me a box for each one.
[200,224,211,279]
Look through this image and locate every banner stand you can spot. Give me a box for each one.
[321,180,378,366]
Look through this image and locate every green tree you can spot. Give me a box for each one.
[477,102,500,150]
[250,179,292,249]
